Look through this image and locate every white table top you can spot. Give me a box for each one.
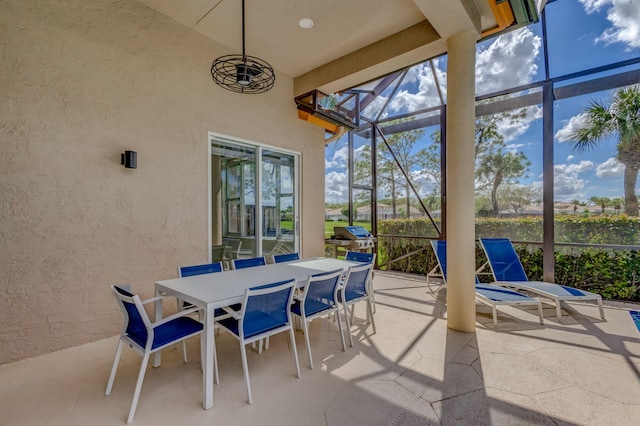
[155,257,357,309]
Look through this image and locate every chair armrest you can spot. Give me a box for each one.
[152,306,202,327]
[222,306,241,319]
[141,295,167,305]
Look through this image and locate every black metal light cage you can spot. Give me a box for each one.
[211,0,275,94]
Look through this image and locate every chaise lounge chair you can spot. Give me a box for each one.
[479,238,605,320]
[430,240,544,325]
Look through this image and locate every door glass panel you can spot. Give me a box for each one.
[213,140,297,262]
[211,143,257,260]
[262,150,296,259]
[352,188,373,232]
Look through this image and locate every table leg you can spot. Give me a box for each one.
[203,305,215,409]
[153,289,163,368]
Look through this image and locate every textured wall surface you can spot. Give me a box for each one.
[0,0,326,364]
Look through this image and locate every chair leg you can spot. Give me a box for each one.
[335,308,346,352]
[598,298,605,320]
[288,327,301,378]
[182,341,188,363]
[126,352,150,424]
[555,299,562,319]
[492,306,498,325]
[343,301,354,347]
[301,317,313,369]
[350,304,355,325]
[367,299,377,334]
[537,303,544,325]
[105,340,124,395]
[369,276,376,314]
[240,344,252,404]
[265,336,270,351]
[214,343,219,385]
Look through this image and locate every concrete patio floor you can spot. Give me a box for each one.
[2,271,640,425]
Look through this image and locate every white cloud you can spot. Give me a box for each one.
[551,161,594,199]
[596,157,624,177]
[361,95,389,119]
[555,112,589,142]
[476,27,542,94]
[567,155,574,161]
[325,146,348,169]
[580,0,640,50]
[385,61,447,116]
[558,160,595,174]
[580,0,612,13]
[324,171,348,204]
[506,143,526,149]
[411,169,438,196]
[497,105,543,142]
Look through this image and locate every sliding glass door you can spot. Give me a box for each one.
[210,135,299,263]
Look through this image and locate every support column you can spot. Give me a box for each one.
[445,29,478,332]
[211,155,223,246]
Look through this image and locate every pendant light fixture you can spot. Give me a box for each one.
[210,0,275,94]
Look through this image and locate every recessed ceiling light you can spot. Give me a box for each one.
[299,18,314,29]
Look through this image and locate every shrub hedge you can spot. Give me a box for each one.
[377,215,640,302]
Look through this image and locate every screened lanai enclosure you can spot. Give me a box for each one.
[325,0,640,302]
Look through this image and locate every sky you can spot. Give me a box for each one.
[325,0,640,205]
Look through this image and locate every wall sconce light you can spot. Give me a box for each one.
[121,150,137,169]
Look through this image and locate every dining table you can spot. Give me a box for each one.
[153,256,359,410]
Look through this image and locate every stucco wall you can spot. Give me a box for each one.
[0,0,327,364]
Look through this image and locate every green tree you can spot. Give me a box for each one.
[498,184,541,214]
[569,85,640,216]
[368,118,426,219]
[589,195,611,214]
[611,197,624,214]
[477,149,531,216]
[570,198,581,213]
[423,103,531,217]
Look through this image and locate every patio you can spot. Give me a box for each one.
[2,271,639,425]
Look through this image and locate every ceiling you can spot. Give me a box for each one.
[138,0,536,95]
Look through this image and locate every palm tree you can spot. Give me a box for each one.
[569,85,640,216]
[589,195,610,214]
[570,198,581,213]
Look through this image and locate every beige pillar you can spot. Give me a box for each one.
[445,29,478,332]
[211,155,223,246]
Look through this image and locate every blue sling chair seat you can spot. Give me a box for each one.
[345,251,377,313]
[338,262,376,347]
[106,285,203,423]
[291,268,346,369]
[232,256,267,270]
[216,279,300,404]
[479,238,605,319]
[431,240,544,325]
[273,252,301,263]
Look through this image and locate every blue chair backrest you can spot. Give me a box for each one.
[241,279,295,338]
[113,285,149,348]
[431,240,480,284]
[431,240,448,278]
[343,263,372,299]
[345,251,375,263]
[273,253,300,263]
[479,238,529,281]
[304,269,343,314]
[233,256,267,270]
[179,262,223,277]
